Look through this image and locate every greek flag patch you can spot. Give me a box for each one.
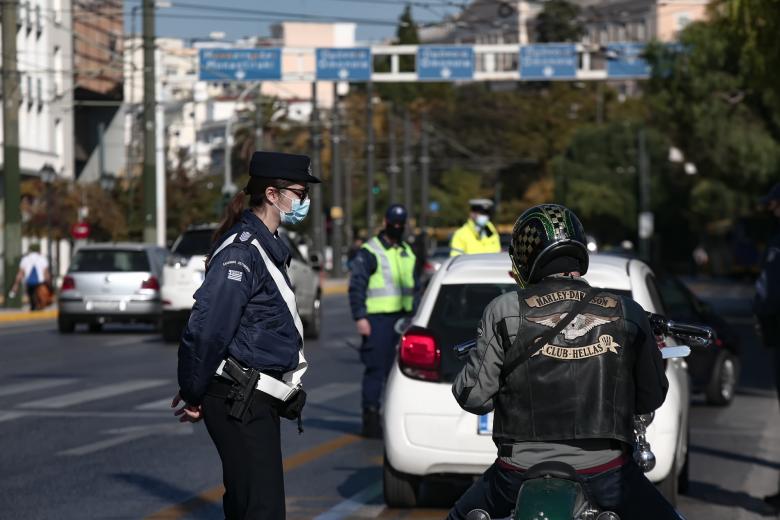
[227,269,243,282]
[239,231,251,242]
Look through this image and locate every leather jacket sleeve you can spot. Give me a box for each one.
[452,297,506,415]
[625,298,669,414]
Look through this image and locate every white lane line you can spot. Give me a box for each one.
[312,481,384,520]
[134,397,173,411]
[59,422,194,456]
[0,411,29,423]
[307,382,360,405]
[0,378,78,397]
[17,379,170,409]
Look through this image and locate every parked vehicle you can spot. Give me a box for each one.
[383,254,691,508]
[160,224,323,343]
[656,276,741,406]
[57,243,167,333]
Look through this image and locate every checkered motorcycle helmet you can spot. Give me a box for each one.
[509,204,589,287]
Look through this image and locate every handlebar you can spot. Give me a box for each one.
[453,312,714,359]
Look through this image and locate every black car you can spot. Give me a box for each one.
[657,276,741,406]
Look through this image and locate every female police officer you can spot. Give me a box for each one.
[172,151,320,520]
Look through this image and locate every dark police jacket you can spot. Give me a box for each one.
[177,210,302,405]
[453,276,668,445]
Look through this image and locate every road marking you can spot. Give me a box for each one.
[313,481,384,520]
[135,397,174,411]
[0,409,171,419]
[18,379,170,409]
[145,434,362,520]
[59,422,194,456]
[0,411,28,423]
[307,382,360,405]
[0,377,78,397]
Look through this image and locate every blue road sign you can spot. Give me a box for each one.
[199,48,282,81]
[520,44,578,80]
[316,48,371,81]
[606,43,650,79]
[429,201,440,213]
[417,46,474,81]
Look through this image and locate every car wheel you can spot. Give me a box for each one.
[58,315,75,334]
[383,455,420,508]
[705,351,739,406]
[88,323,103,333]
[162,317,183,343]
[657,455,679,506]
[303,296,321,340]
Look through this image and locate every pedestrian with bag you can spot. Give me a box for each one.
[9,243,51,310]
[172,151,320,520]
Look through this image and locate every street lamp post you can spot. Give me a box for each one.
[39,164,56,277]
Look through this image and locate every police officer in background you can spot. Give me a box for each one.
[173,151,320,520]
[450,198,501,256]
[448,204,678,520]
[349,204,419,438]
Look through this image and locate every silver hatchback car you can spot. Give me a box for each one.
[57,243,168,333]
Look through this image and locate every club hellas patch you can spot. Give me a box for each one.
[531,334,621,360]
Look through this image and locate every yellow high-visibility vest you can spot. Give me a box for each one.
[362,237,416,314]
[450,220,501,256]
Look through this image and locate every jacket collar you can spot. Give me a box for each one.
[376,231,406,249]
[241,210,290,266]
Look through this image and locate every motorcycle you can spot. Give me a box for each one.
[455,312,714,520]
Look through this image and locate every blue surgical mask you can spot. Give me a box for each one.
[475,214,490,228]
[276,193,311,225]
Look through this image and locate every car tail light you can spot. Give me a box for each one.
[141,276,160,290]
[61,275,76,291]
[399,327,440,382]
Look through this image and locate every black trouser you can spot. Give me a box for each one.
[203,380,285,520]
[447,459,682,520]
[26,283,41,310]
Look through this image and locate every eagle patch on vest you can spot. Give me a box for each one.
[528,313,619,341]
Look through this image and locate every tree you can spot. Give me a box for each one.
[535,0,585,43]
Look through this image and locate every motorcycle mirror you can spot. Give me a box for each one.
[466,510,491,520]
[660,345,691,359]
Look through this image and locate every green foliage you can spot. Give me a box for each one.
[535,0,586,43]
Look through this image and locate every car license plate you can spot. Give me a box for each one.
[478,413,493,435]
[87,300,121,311]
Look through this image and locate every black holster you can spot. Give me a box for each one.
[222,357,260,421]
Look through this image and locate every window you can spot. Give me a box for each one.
[171,229,214,257]
[25,2,32,33]
[26,75,33,108]
[35,5,42,36]
[71,249,151,272]
[36,78,42,110]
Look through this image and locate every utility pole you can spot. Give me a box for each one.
[310,82,325,257]
[387,109,399,204]
[365,81,375,234]
[420,113,430,231]
[142,0,157,244]
[344,138,353,247]
[254,84,263,149]
[2,0,22,308]
[402,109,413,227]
[331,84,344,277]
[637,128,652,263]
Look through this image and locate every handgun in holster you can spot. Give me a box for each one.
[222,357,260,421]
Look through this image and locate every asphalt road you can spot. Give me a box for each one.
[0,281,777,520]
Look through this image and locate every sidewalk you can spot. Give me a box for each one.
[322,277,348,296]
[0,307,57,324]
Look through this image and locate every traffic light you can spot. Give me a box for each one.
[372,183,381,195]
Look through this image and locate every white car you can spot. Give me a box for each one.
[160,224,323,342]
[383,253,690,507]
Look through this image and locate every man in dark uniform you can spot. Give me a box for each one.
[754,183,780,511]
[349,204,420,438]
[448,204,679,520]
[173,151,319,520]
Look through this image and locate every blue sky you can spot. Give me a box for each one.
[126,0,460,43]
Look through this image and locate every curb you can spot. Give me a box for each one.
[0,309,58,323]
[322,283,348,296]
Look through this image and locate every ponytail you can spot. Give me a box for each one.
[206,191,247,266]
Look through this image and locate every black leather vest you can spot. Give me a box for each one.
[493,278,637,445]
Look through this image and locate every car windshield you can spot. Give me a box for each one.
[71,249,150,272]
[171,229,214,257]
[428,283,517,382]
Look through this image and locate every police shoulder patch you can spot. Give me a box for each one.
[239,231,252,242]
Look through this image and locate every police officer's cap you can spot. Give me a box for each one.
[469,198,494,213]
[385,204,408,224]
[249,151,321,184]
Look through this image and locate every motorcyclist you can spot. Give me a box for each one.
[448,204,680,520]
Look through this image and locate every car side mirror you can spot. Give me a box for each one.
[309,252,323,271]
